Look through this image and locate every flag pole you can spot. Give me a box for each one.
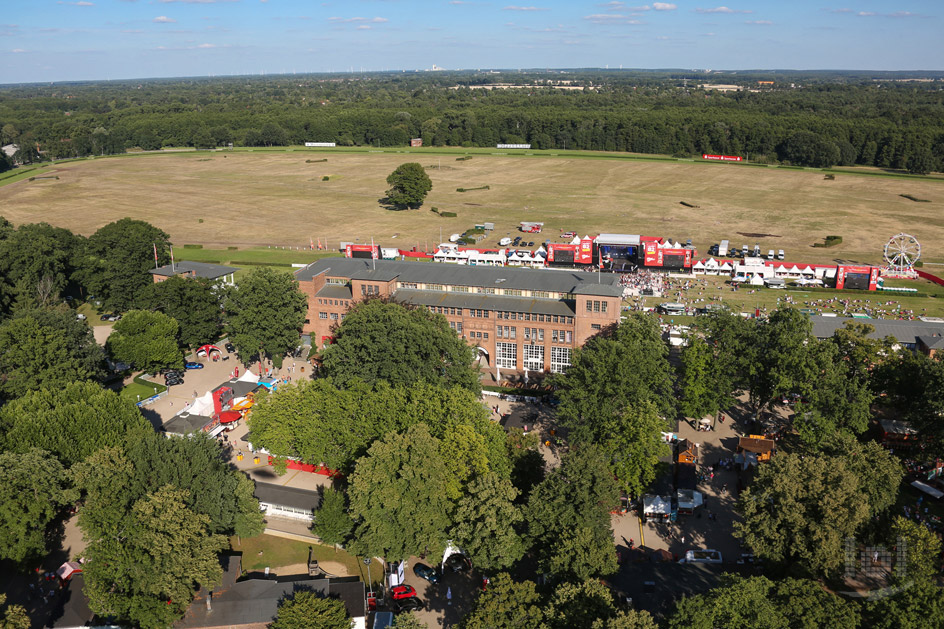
[153,243,159,270]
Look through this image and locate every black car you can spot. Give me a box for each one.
[527,241,534,247]
[393,597,424,612]
[165,377,183,387]
[444,553,472,573]
[225,342,236,353]
[412,563,439,585]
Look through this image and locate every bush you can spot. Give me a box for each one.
[322,176,330,181]
[430,207,439,214]
[457,237,476,245]
[440,211,457,218]
[227,246,238,250]
[456,156,473,161]
[183,244,203,249]
[825,235,843,247]
[456,185,489,193]
[305,158,328,163]
[824,174,835,180]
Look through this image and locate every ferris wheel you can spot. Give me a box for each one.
[883,233,921,272]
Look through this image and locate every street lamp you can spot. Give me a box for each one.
[364,557,373,596]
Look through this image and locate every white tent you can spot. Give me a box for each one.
[677,489,704,512]
[643,494,672,517]
[237,370,260,384]
[189,392,216,416]
[719,261,733,272]
[693,260,706,271]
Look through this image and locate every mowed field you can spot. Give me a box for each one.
[1,149,943,265]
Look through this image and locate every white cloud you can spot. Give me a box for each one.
[76,1,94,6]
[503,6,548,10]
[652,2,676,9]
[12,48,25,53]
[857,11,876,16]
[585,13,627,21]
[696,6,752,14]
[357,25,371,29]
[197,42,215,48]
[160,0,238,4]
[597,1,625,7]
[153,15,176,23]
[745,19,772,24]
[328,16,389,23]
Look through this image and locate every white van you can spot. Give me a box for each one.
[777,249,785,260]
[767,249,775,260]
[498,237,512,246]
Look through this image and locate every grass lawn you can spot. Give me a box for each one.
[174,246,342,267]
[75,301,111,325]
[118,374,166,402]
[231,534,381,585]
[2,149,942,268]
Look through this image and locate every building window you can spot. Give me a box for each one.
[478,287,496,294]
[304,319,310,324]
[327,278,346,285]
[538,328,544,342]
[510,326,517,340]
[427,284,445,291]
[594,301,601,313]
[484,310,489,318]
[456,322,463,333]
[400,282,418,289]
[524,344,544,371]
[496,342,517,369]
[591,324,601,331]
[330,313,339,321]
[565,331,573,343]
[319,312,328,320]
[504,289,523,297]
[601,301,608,313]
[533,291,550,299]
[483,332,489,340]
[453,286,469,292]
[550,346,572,373]
[587,301,593,312]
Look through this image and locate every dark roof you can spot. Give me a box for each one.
[917,335,944,350]
[809,315,944,345]
[394,289,577,317]
[212,379,261,399]
[162,413,214,435]
[48,574,95,629]
[150,261,239,280]
[253,482,321,512]
[294,258,623,297]
[315,285,354,300]
[177,577,365,629]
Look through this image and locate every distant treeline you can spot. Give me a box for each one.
[1,70,942,173]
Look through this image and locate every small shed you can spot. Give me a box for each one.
[677,439,697,464]
[737,436,775,462]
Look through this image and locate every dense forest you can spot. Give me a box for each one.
[1,69,943,173]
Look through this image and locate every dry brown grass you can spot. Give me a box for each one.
[2,151,942,265]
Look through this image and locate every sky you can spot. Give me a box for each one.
[1,1,941,84]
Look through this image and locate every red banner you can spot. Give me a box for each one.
[702,154,742,162]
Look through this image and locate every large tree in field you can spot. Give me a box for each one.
[107,309,183,373]
[0,314,99,401]
[270,590,350,629]
[0,222,83,310]
[385,162,432,209]
[525,445,619,581]
[0,381,151,467]
[225,267,307,370]
[0,449,77,566]
[140,276,223,348]
[451,473,525,571]
[347,424,452,561]
[78,218,170,311]
[81,486,227,629]
[735,452,873,576]
[677,335,720,419]
[321,300,479,392]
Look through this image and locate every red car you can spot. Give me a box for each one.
[389,585,417,601]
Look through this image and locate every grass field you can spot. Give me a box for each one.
[1,148,942,267]
[231,534,381,584]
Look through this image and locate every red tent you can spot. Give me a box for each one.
[219,410,241,424]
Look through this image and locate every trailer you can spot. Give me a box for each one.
[520,222,544,233]
[718,240,729,257]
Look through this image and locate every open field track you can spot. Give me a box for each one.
[1,149,942,265]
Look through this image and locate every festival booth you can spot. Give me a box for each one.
[642,495,672,521]
[56,561,83,583]
[676,489,704,515]
[196,344,223,361]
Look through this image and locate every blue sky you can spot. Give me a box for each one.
[1,1,941,83]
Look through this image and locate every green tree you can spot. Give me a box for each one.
[0,315,98,400]
[0,449,77,566]
[348,424,453,561]
[875,351,944,454]
[393,612,429,629]
[735,453,871,576]
[553,313,675,429]
[0,595,29,629]
[0,381,151,467]
[864,581,944,629]
[820,433,903,517]
[891,516,942,584]
[226,267,307,371]
[140,276,223,348]
[321,300,480,393]
[525,446,619,580]
[542,579,622,629]
[451,473,525,571]
[312,487,354,549]
[462,573,543,629]
[907,146,934,175]
[0,223,83,308]
[385,162,433,209]
[78,218,170,311]
[607,401,670,497]
[270,590,350,629]
[106,309,182,373]
[82,486,227,629]
[667,575,858,629]
[678,335,720,419]
[593,610,659,629]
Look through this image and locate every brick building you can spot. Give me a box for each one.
[295,258,623,374]
[150,261,239,287]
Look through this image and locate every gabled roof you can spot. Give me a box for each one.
[253,482,320,513]
[294,258,623,297]
[738,437,775,454]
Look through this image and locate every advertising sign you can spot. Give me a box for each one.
[702,154,742,162]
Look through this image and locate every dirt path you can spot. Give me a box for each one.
[270,561,350,577]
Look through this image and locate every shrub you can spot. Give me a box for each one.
[824,174,835,180]
[456,156,473,161]
[825,235,843,247]
[456,185,489,193]
[227,246,238,250]
[322,176,330,181]
[441,211,457,218]
[183,244,203,249]
[305,158,328,163]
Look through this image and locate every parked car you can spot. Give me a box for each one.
[389,585,418,601]
[164,369,184,379]
[165,376,184,386]
[444,553,472,573]
[392,597,424,612]
[527,241,534,247]
[184,362,204,370]
[76,313,87,321]
[100,314,112,321]
[225,342,236,353]
[412,563,439,585]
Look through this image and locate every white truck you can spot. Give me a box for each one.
[718,239,729,257]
